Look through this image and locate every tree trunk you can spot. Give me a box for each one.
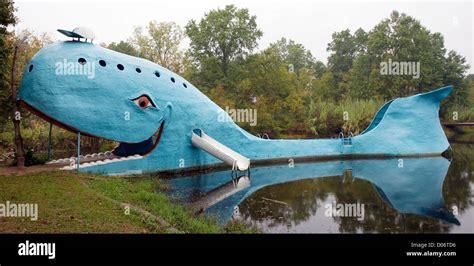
[222,52,229,77]
[11,43,25,168]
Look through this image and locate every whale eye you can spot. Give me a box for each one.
[132,95,155,109]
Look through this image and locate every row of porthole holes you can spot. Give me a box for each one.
[28,57,188,88]
[92,58,188,88]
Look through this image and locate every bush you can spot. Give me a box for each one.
[12,149,49,166]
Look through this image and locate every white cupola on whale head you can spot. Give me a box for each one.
[57,27,96,43]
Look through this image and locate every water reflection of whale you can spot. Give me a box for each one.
[169,156,459,225]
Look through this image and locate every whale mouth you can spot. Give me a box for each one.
[112,122,164,157]
[18,100,163,169]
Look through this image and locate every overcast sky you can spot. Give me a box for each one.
[15,0,474,73]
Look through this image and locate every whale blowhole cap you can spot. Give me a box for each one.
[57,27,96,42]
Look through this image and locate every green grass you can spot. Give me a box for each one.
[0,171,155,233]
[444,104,474,123]
[0,170,257,233]
[307,97,384,137]
[86,175,258,233]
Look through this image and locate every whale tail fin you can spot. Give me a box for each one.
[355,86,453,155]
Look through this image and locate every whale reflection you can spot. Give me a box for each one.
[168,156,459,228]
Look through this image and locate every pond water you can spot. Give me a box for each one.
[168,142,474,233]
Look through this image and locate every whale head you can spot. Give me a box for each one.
[17,41,185,156]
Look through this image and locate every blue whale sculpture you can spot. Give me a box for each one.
[18,40,453,175]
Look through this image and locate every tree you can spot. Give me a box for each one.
[327,28,367,82]
[0,0,15,29]
[1,30,53,123]
[269,37,325,78]
[326,11,470,104]
[0,0,16,125]
[7,30,54,167]
[313,71,338,100]
[0,0,17,163]
[442,50,470,106]
[367,11,470,100]
[130,21,185,73]
[108,41,137,57]
[231,48,311,136]
[11,39,24,167]
[185,5,262,79]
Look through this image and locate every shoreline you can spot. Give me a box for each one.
[0,169,256,233]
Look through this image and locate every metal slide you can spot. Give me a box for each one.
[191,129,250,171]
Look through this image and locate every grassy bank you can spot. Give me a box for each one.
[0,170,256,233]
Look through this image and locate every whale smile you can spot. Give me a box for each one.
[18,99,164,169]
